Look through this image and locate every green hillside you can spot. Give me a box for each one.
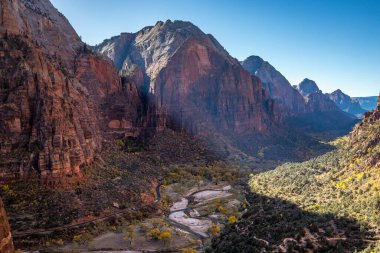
[212,100,380,252]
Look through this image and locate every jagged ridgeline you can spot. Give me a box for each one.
[212,96,380,252]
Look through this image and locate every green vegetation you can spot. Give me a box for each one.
[249,128,380,229]
[212,112,380,252]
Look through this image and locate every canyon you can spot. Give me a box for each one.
[0,0,378,252]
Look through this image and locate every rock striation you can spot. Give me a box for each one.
[0,0,141,185]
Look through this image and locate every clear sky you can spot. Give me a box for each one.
[51,0,379,97]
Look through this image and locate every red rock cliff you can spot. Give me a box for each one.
[95,20,279,137]
[0,0,140,184]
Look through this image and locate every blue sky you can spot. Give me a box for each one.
[51,0,379,97]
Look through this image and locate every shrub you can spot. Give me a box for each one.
[228,215,237,224]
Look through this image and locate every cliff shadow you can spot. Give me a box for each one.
[212,192,374,253]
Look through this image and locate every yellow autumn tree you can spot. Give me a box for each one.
[148,228,161,240]
[228,215,237,224]
[209,223,221,236]
[123,225,136,245]
[159,229,172,245]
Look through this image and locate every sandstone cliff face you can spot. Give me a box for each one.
[95,20,277,136]
[328,89,366,117]
[74,52,143,138]
[0,198,14,253]
[0,0,138,184]
[241,55,307,116]
[0,33,102,184]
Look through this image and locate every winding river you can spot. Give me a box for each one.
[166,185,233,239]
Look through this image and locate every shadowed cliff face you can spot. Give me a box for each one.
[0,0,142,185]
[241,56,307,116]
[0,198,14,253]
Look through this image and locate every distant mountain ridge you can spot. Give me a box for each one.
[353,96,379,111]
[327,89,366,117]
[241,56,358,136]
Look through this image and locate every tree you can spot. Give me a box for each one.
[123,225,136,245]
[228,215,238,224]
[148,228,161,240]
[209,223,221,236]
[159,229,172,245]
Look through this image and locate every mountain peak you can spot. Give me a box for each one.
[328,89,366,117]
[95,19,232,80]
[241,55,266,75]
[298,78,320,96]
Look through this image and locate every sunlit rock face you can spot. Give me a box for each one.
[95,20,278,136]
[241,55,308,116]
[0,0,142,185]
[0,198,14,253]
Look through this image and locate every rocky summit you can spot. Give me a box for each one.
[328,89,366,117]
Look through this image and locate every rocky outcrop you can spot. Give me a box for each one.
[0,198,14,253]
[328,89,366,117]
[241,55,307,116]
[0,0,140,185]
[95,20,277,136]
